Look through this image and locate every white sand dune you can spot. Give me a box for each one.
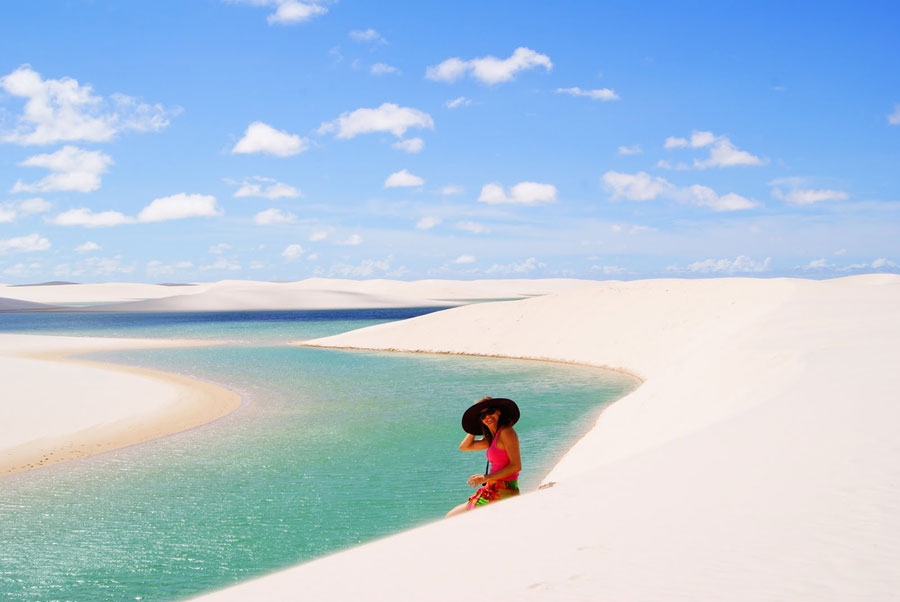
[0,279,598,311]
[195,275,900,601]
[0,334,240,476]
[0,297,62,311]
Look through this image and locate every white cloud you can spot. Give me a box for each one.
[771,186,848,205]
[427,47,552,85]
[0,233,51,254]
[392,137,424,153]
[486,256,544,274]
[416,216,441,230]
[12,146,113,193]
[655,159,690,170]
[801,258,830,270]
[52,207,132,227]
[2,262,41,277]
[232,121,308,157]
[441,185,464,196]
[370,63,399,76]
[674,185,760,211]
[602,171,670,201]
[232,176,301,199]
[253,208,296,225]
[75,241,100,253]
[281,243,305,259]
[888,104,900,126]
[602,171,758,212]
[591,265,626,275]
[669,255,772,274]
[146,259,193,276]
[617,145,642,155]
[209,243,232,254]
[309,230,329,241]
[445,97,472,109]
[664,130,765,168]
[477,181,557,205]
[138,193,222,223]
[555,87,619,101]
[0,197,52,222]
[349,28,386,44]
[337,234,362,245]
[231,1,328,25]
[328,258,392,277]
[0,65,174,145]
[319,103,434,139]
[453,254,476,264]
[871,258,897,269]
[456,221,488,234]
[201,257,241,271]
[385,169,424,188]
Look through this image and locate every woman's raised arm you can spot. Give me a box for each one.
[458,432,490,451]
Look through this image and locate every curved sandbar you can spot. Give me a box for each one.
[0,334,240,476]
[197,275,900,601]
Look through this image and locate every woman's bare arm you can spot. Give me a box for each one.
[458,433,490,451]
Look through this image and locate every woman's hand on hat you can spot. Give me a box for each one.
[467,473,487,488]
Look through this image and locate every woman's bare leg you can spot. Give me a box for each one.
[445,502,469,518]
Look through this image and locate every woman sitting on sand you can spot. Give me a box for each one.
[446,396,521,518]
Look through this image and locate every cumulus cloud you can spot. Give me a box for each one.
[75,241,101,253]
[281,243,305,259]
[663,130,765,168]
[349,28,386,44]
[392,137,424,153]
[602,171,669,201]
[319,103,433,139]
[52,207,132,227]
[229,0,329,25]
[232,176,301,199]
[555,87,619,101]
[0,65,175,145]
[415,216,441,230]
[0,233,51,254]
[138,193,222,223]
[441,185,464,196]
[486,256,545,274]
[771,186,848,205]
[453,254,476,264]
[209,243,232,254]
[889,104,900,126]
[385,169,424,188]
[668,255,772,274]
[602,171,759,211]
[253,208,296,225]
[201,257,241,271]
[0,197,52,222]
[2,262,42,277]
[617,145,642,155]
[445,97,472,109]
[370,63,399,76]
[337,234,362,245]
[427,47,552,85]
[477,181,557,205]
[12,146,113,193]
[327,258,392,277]
[232,121,308,157]
[456,221,488,234]
[309,230,329,241]
[146,259,193,276]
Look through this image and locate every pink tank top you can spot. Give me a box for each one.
[486,427,519,481]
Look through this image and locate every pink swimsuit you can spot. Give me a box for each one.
[486,427,519,481]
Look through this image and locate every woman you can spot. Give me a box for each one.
[445,396,522,518]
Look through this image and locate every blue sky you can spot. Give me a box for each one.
[0,1,898,283]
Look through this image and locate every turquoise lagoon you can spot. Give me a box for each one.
[0,308,638,601]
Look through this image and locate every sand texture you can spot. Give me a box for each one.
[0,334,240,476]
[194,275,900,601]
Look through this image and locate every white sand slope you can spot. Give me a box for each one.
[196,275,900,601]
[0,334,240,475]
[0,282,211,304]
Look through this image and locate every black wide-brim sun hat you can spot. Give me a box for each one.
[461,397,520,435]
